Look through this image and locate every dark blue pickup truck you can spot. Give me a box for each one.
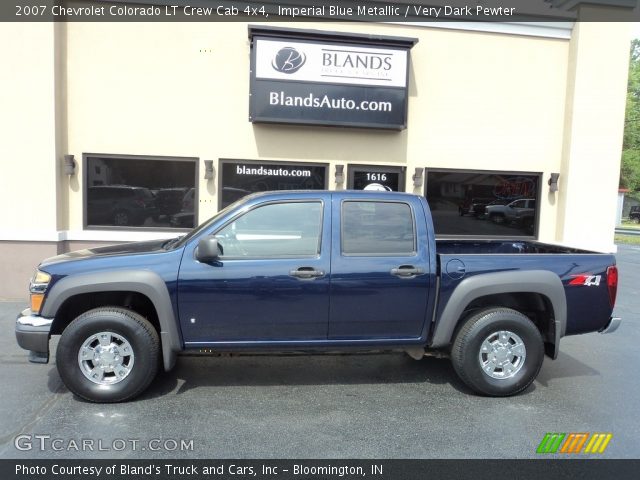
[15,191,621,402]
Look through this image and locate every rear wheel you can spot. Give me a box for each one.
[522,217,534,234]
[113,210,131,226]
[451,307,544,396]
[56,307,159,402]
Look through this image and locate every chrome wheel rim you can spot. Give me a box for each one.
[78,331,134,385]
[478,330,526,379]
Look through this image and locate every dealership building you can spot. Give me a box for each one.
[0,0,633,299]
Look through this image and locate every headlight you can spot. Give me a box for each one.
[29,270,51,315]
[30,270,51,293]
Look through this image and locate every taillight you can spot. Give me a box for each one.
[606,265,618,308]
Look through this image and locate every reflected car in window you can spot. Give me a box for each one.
[475,198,513,220]
[87,185,157,227]
[169,188,196,228]
[458,197,494,217]
[486,199,536,229]
[153,187,190,218]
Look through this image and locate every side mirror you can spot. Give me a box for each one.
[196,236,221,262]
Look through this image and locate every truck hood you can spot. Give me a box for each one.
[40,239,172,267]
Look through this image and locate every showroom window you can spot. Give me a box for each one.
[219,159,328,209]
[347,165,405,192]
[341,201,416,255]
[84,154,197,229]
[425,169,540,237]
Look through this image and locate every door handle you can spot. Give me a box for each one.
[390,265,424,278]
[289,267,325,280]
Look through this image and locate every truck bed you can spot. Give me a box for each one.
[434,239,616,337]
[436,239,598,255]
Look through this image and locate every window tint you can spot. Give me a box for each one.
[425,170,539,237]
[85,156,196,229]
[342,201,415,255]
[215,202,322,257]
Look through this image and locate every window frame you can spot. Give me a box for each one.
[83,153,199,232]
[424,167,542,240]
[340,199,417,257]
[211,199,325,260]
[346,164,406,192]
[217,158,329,210]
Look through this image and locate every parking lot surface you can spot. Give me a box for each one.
[1,245,638,459]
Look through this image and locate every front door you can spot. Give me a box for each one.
[178,199,330,344]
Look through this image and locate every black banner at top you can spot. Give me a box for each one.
[2,0,639,22]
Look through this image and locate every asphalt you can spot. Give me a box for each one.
[0,245,638,459]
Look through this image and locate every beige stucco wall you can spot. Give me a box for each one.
[0,23,60,234]
[60,22,573,237]
[0,242,61,300]
[556,20,630,250]
[0,18,632,298]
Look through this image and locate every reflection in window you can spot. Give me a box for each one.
[425,170,539,237]
[215,202,322,257]
[342,202,415,255]
[85,156,196,229]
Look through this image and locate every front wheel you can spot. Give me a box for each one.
[490,214,505,224]
[55,307,160,402]
[113,210,131,226]
[451,307,544,396]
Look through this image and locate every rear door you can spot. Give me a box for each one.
[328,195,431,339]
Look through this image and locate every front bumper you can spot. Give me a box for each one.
[15,308,53,363]
[599,317,622,335]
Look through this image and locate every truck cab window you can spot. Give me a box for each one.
[215,202,322,257]
[341,201,415,255]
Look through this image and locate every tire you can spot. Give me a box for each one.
[113,210,131,226]
[633,216,640,224]
[451,307,544,397]
[55,307,160,403]
[522,217,534,234]
[490,214,505,225]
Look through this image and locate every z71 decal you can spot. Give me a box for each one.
[568,274,602,286]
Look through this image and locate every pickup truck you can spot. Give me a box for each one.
[485,198,536,227]
[15,191,621,403]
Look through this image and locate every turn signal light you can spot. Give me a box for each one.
[30,293,44,314]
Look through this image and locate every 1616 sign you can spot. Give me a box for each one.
[249,27,417,130]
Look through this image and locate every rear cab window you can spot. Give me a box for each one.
[341,201,416,256]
